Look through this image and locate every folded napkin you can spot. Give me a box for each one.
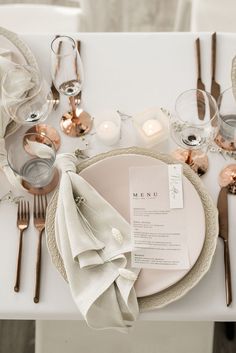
[54,154,140,332]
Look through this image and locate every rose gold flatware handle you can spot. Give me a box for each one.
[33,195,47,303]
[14,229,24,292]
[74,40,81,105]
[34,229,44,303]
[217,187,232,306]
[223,240,232,306]
[15,200,30,292]
[211,32,216,80]
[211,32,221,101]
[196,38,203,82]
[195,38,205,120]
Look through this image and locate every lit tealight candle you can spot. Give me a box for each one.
[133,108,169,148]
[142,119,162,137]
[96,120,120,146]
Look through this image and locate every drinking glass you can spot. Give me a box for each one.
[170,89,218,176]
[51,35,92,137]
[215,87,236,151]
[7,132,59,194]
[216,87,236,185]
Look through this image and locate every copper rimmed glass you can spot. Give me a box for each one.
[215,87,236,151]
[216,87,236,187]
[170,89,218,176]
[7,132,59,194]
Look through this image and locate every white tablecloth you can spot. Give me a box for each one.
[0,32,235,321]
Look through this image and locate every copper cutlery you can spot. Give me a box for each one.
[195,33,221,117]
[50,81,60,110]
[51,34,60,110]
[74,40,81,105]
[211,32,221,102]
[217,186,232,306]
[14,200,30,292]
[33,195,47,303]
[195,38,205,120]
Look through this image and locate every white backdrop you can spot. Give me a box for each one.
[80,0,177,31]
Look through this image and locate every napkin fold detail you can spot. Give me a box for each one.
[54,153,140,332]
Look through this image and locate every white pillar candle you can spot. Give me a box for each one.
[96,120,120,146]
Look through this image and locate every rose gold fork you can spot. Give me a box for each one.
[14,200,30,292]
[33,195,47,303]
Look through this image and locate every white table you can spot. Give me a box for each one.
[1,33,236,321]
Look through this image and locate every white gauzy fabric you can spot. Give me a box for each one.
[54,154,140,332]
[0,49,33,190]
[0,49,22,189]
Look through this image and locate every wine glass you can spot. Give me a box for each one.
[51,35,93,137]
[1,64,61,151]
[2,64,52,124]
[170,89,218,176]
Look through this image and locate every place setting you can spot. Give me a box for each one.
[1,26,236,332]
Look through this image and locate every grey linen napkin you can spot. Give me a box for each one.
[54,154,140,332]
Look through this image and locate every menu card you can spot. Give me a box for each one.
[129,165,190,270]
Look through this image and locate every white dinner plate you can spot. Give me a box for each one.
[79,153,205,297]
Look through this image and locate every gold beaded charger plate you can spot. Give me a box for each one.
[46,147,218,311]
[0,26,38,136]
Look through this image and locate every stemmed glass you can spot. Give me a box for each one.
[170,89,218,176]
[1,64,61,150]
[51,35,93,137]
[2,64,52,125]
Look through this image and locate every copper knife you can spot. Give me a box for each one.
[195,38,205,120]
[217,186,232,306]
[74,40,81,105]
[211,32,221,102]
